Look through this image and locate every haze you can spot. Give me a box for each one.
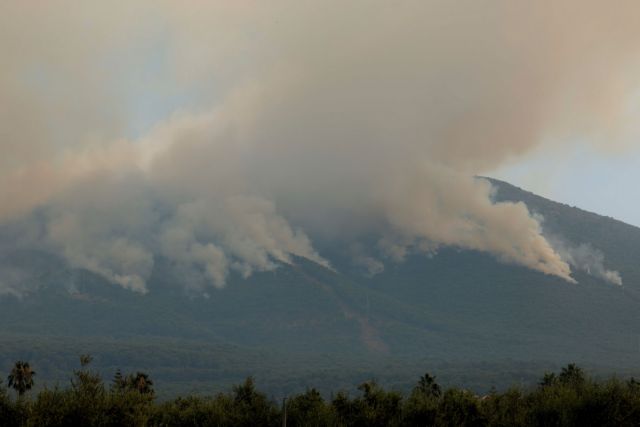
[1,1,639,294]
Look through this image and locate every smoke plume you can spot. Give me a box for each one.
[1,1,639,291]
[550,239,623,286]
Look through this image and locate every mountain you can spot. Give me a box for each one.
[1,178,640,397]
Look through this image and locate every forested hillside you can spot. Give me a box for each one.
[2,179,640,396]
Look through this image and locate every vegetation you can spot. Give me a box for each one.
[2,359,640,426]
[3,180,640,401]
[7,361,35,397]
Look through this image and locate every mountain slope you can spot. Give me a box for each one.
[488,177,640,289]
[1,178,640,396]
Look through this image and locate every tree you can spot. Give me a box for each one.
[126,372,154,395]
[111,369,126,393]
[558,363,585,387]
[332,380,403,426]
[437,389,485,426]
[357,380,403,426]
[71,354,102,395]
[415,372,442,398]
[7,361,35,397]
[539,372,557,387]
[230,377,279,426]
[286,388,333,426]
[79,354,93,368]
[403,374,441,426]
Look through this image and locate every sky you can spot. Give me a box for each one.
[102,32,640,230]
[1,1,639,294]
[495,144,640,227]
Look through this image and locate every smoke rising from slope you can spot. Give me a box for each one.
[567,245,623,287]
[2,1,640,291]
[549,239,623,286]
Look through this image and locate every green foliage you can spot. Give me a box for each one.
[402,373,441,425]
[286,388,334,426]
[416,372,442,398]
[79,354,93,368]
[0,380,22,427]
[437,388,485,426]
[228,377,279,426]
[150,377,280,427]
[152,395,229,427]
[558,364,585,388]
[4,362,640,426]
[480,388,528,427]
[126,372,155,396]
[7,361,35,397]
[332,380,403,426]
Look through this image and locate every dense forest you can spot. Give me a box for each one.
[2,357,640,426]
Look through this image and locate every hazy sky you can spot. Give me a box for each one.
[1,1,638,293]
[125,4,640,229]
[495,144,640,227]
[124,43,640,229]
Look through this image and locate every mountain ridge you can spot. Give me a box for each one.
[1,178,640,396]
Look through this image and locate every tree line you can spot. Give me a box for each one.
[2,358,640,426]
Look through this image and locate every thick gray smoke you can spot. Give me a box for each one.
[1,1,639,292]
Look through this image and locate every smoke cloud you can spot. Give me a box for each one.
[1,1,639,291]
[549,239,623,286]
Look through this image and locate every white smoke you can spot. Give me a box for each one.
[0,267,32,298]
[159,195,329,291]
[1,1,640,291]
[551,240,623,286]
